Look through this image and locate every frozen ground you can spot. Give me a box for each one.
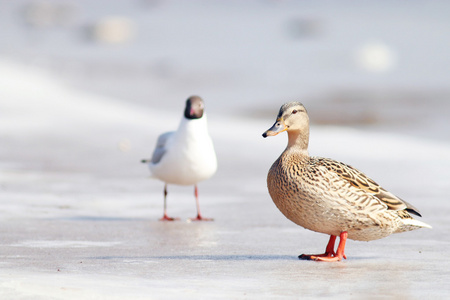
[1,58,450,299]
[1,1,450,298]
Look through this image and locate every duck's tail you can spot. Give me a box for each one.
[403,218,432,228]
[396,218,432,233]
[394,209,432,233]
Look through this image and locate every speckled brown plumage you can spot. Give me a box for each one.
[263,102,431,261]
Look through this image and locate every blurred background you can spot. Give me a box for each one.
[1,0,449,137]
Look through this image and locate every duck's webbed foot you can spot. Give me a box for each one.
[298,232,348,262]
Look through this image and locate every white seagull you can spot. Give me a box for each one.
[142,96,217,221]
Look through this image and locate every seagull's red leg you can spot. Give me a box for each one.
[189,185,213,221]
[314,232,348,262]
[299,235,337,260]
[159,184,179,221]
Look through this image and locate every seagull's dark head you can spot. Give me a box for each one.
[184,96,204,119]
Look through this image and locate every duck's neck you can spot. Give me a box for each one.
[286,130,309,155]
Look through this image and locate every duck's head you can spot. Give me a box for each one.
[262,102,309,138]
[184,96,205,119]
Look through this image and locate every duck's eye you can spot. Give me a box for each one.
[292,109,298,114]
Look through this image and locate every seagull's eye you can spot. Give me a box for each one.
[292,109,298,114]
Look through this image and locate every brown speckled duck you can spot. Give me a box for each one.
[262,102,431,262]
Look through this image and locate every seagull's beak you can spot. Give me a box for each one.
[262,118,287,138]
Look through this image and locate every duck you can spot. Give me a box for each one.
[262,102,431,261]
[142,96,217,221]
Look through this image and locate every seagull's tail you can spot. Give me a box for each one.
[141,159,157,179]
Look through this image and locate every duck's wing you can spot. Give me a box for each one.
[316,157,422,217]
[151,131,174,164]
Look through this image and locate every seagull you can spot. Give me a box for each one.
[263,102,431,261]
[142,96,217,221]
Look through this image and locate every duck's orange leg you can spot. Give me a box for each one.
[299,235,336,260]
[299,232,348,262]
[315,232,347,262]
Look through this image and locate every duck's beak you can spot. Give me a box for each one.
[262,118,287,138]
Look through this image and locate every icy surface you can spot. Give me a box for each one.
[1,58,449,299]
[1,1,450,299]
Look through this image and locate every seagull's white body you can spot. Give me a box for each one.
[148,114,217,186]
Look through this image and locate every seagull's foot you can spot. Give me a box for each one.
[188,215,214,222]
[159,214,180,221]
